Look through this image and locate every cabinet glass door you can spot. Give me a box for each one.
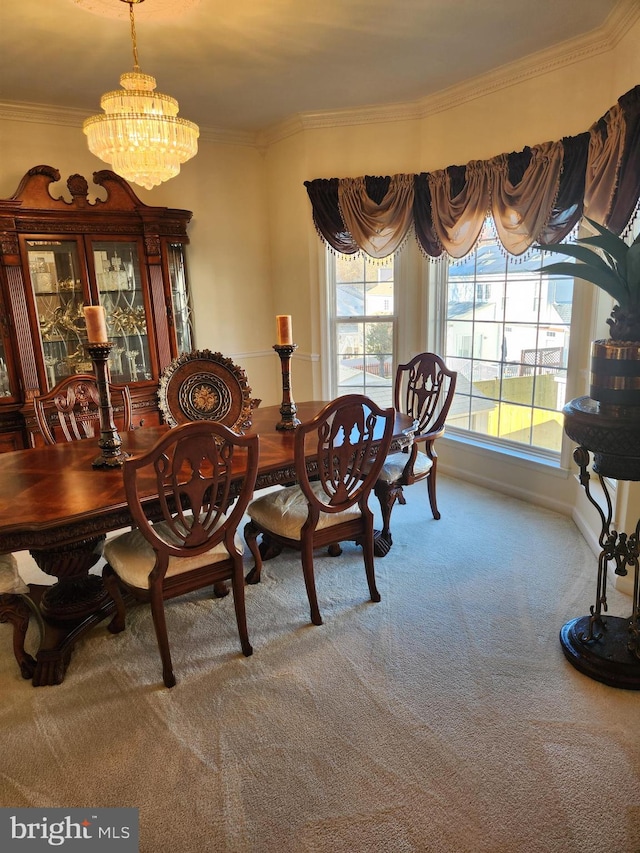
[93,241,152,382]
[167,243,193,354]
[0,327,12,399]
[0,285,14,399]
[26,240,90,391]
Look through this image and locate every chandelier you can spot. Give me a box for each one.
[83,0,199,191]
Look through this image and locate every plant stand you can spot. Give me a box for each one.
[561,396,640,689]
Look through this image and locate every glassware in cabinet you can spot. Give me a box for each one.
[25,240,90,390]
[167,242,194,355]
[92,240,152,382]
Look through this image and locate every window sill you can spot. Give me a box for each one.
[440,431,571,479]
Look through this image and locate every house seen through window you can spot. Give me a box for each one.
[445,221,573,454]
[331,254,394,408]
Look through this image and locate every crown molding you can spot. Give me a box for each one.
[415,0,638,118]
[0,100,88,128]
[256,99,425,148]
[258,0,639,147]
[2,0,637,151]
[198,126,256,147]
[0,100,257,147]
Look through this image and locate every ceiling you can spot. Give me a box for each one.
[0,0,622,134]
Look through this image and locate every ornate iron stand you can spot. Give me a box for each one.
[86,341,129,468]
[273,343,301,431]
[561,396,640,689]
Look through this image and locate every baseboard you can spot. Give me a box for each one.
[439,463,572,517]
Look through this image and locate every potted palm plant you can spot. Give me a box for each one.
[538,217,640,415]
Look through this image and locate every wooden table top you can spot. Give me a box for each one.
[0,402,414,552]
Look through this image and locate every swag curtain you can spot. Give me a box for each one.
[305,85,640,260]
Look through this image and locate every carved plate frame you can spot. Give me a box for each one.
[158,349,253,433]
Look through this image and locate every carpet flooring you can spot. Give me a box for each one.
[1,476,639,852]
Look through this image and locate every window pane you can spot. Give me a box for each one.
[365,256,393,282]
[336,255,364,283]
[530,407,564,452]
[504,275,540,322]
[505,323,542,365]
[450,356,472,383]
[495,401,533,442]
[337,283,365,316]
[501,370,534,407]
[473,321,505,360]
[470,359,499,391]
[446,320,474,359]
[337,322,363,358]
[533,367,567,410]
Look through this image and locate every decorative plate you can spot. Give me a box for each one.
[158,349,253,432]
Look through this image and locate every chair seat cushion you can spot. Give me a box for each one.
[248,481,362,541]
[0,553,29,595]
[103,518,242,590]
[377,450,433,484]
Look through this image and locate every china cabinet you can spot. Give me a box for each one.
[0,165,194,450]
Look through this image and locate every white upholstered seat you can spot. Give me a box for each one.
[0,553,42,680]
[247,482,362,540]
[376,450,433,484]
[104,519,242,590]
[0,553,29,595]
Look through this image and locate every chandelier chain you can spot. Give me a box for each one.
[128,2,140,72]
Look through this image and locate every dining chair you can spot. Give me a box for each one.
[244,394,394,626]
[157,349,258,433]
[374,352,457,548]
[33,373,133,445]
[102,420,259,688]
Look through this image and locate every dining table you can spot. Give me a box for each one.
[0,401,415,686]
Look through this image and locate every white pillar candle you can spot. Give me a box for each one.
[276,315,293,345]
[84,305,108,343]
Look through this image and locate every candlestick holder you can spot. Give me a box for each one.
[85,341,129,468]
[273,343,301,431]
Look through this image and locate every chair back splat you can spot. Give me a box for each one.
[103,421,259,688]
[374,352,457,547]
[401,353,456,439]
[244,394,394,626]
[33,374,132,445]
